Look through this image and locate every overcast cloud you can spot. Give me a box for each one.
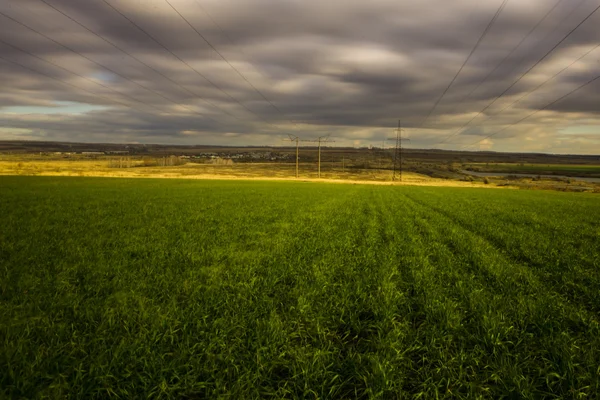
[0,0,599,153]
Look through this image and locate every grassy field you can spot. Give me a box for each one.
[0,155,496,188]
[0,155,419,182]
[467,163,600,177]
[1,177,599,399]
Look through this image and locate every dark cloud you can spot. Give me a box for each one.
[0,0,599,153]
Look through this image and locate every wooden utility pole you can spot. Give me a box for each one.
[318,137,322,178]
[394,120,401,180]
[292,135,299,179]
[317,135,334,178]
[284,134,300,178]
[303,135,334,178]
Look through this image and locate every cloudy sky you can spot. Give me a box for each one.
[0,0,599,153]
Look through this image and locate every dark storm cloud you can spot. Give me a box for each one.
[0,0,599,152]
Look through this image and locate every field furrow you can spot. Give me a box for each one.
[397,190,600,395]
[402,188,600,314]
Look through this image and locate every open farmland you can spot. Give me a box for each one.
[1,177,599,398]
[465,163,600,178]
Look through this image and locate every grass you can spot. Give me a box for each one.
[0,155,500,188]
[1,176,599,399]
[0,155,419,182]
[468,163,600,177]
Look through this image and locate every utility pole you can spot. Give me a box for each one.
[304,135,334,178]
[317,135,334,178]
[394,120,401,181]
[387,120,410,181]
[283,134,300,178]
[318,137,322,178]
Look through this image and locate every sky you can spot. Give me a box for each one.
[0,0,599,153]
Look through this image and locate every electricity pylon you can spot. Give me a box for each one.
[387,120,410,181]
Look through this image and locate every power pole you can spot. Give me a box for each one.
[304,135,334,178]
[317,135,334,178]
[387,120,410,181]
[394,120,401,181]
[318,137,322,178]
[283,134,300,178]
[381,140,386,170]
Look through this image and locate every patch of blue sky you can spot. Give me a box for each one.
[91,71,118,82]
[1,101,108,115]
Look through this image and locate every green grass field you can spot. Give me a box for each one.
[1,177,599,399]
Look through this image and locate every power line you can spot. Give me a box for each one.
[36,0,237,120]
[97,0,277,127]
[0,38,169,116]
[0,10,218,122]
[461,73,600,150]
[418,0,510,129]
[434,0,586,147]
[0,55,151,115]
[468,41,600,139]
[164,0,296,126]
[442,1,600,147]
[190,0,273,86]
[435,0,566,141]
